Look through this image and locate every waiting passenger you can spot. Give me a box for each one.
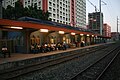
[37,44,41,53]
[2,45,10,58]
[81,41,85,47]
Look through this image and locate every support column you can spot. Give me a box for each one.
[95,36,97,44]
[23,29,31,53]
[71,35,75,43]
[85,35,87,46]
[0,30,2,39]
[90,36,93,45]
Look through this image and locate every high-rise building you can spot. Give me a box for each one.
[88,12,103,34]
[103,23,111,37]
[2,0,86,28]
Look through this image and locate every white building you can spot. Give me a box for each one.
[75,0,86,27]
[2,0,86,28]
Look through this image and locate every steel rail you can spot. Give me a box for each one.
[96,48,120,80]
[70,45,120,80]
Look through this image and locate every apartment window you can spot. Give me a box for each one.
[60,2,62,5]
[49,7,52,11]
[60,7,62,10]
[63,13,65,16]
[57,9,59,13]
[63,4,65,7]
[66,18,68,21]
[13,3,15,6]
[66,1,67,4]
[52,19,55,22]
[49,14,52,17]
[25,2,27,5]
[66,9,68,12]
[53,3,55,7]
[34,3,37,6]
[66,5,67,8]
[63,8,65,11]
[38,1,41,6]
[66,13,68,16]
[57,1,59,4]
[60,11,62,15]
[28,0,30,4]
[49,2,52,6]
[53,9,56,12]
[60,16,62,20]
[57,4,59,8]
[37,6,40,9]
[53,14,56,18]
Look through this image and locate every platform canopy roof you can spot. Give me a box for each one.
[0,17,110,38]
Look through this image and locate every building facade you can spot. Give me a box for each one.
[75,0,86,27]
[88,12,103,35]
[103,23,111,37]
[2,0,86,28]
[111,32,120,41]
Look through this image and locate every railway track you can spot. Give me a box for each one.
[96,46,120,80]
[0,44,109,80]
[70,44,120,80]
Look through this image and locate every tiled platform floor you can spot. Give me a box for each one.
[0,43,113,64]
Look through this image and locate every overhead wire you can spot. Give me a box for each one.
[103,0,120,32]
[103,0,117,22]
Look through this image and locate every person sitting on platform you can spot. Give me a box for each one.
[31,44,35,53]
[81,41,85,47]
[2,45,10,58]
[37,44,41,53]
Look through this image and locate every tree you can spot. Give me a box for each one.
[14,1,24,19]
[3,1,51,21]
[4,5,15,19]
[44,11,51,20]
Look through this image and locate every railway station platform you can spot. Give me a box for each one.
[0,42,114,71]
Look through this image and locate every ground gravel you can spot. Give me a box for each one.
[14,47,113,80]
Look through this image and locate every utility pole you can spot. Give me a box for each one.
[117,16,119,40]
[0,0,2,18]
[99,0,102,35]
[117,16,119,33]
[0,0,2,39]
[99,0,107,35]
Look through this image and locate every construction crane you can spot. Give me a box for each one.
[87,0,99,12]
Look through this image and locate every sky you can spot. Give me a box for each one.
[86,0,120,32]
